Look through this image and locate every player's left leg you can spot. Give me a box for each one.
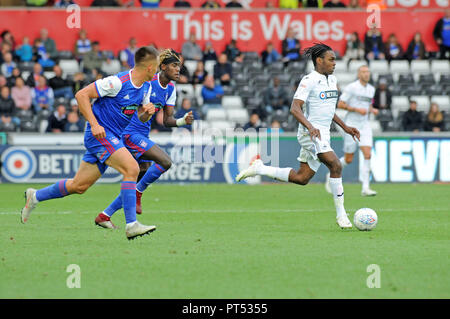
[360,145,376,196]
[318,151,352,229]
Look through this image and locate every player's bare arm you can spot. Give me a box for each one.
[163,105,194,127]
[75,83,105,139]
[138,102,156,123]
[337,100,367,116]
[333,113,360,141]
[290,98,321,140]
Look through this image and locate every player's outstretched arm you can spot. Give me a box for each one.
[333,113,360,141]
[163,105,194,128]
[290,98,321,140]
[75,83,105,138]
[338,100,367,115]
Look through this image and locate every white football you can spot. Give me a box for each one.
[353,208,378,231]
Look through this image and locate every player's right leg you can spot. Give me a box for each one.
[21,160,102,224]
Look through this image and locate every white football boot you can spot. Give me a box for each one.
[336,214,353,229]
[235,159,263,182]
[21,188,38,223]
[324,172,332,194]
[125,222,156,240]
[361,188,377,197]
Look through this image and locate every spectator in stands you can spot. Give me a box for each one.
[347,0,360,8]
[182,33,203,61]
[402,100,423,132]
[213,53,232,86]
[140,0,160,7]
[15,36,33,63]
[64,110,85,132]
[424,103,445,132]
[261,42,281,66]
[1,52,16,77]
[83,41,104,73]
[282,27,301,64]
[201,75,224,113]
[0,75,6,90]
[433,8,450,60]
[33,38,55,69]
[224,39,244,63]
[72,72,87,95]
[280,0,299,8]
[174,0,191,7]
[226,0,243,8]
[343,32,364,62]
[373,78,392,110]
[324,0,346,7]
[46,104,67,133]
[264,76,289,114]
[243,112,263,132]
[6,68,21,88]
[11,77,32,112]
[300,0,322,8]
[91,0,120,6]
[384,33,404,61]
[38,28,58,61]
[265,1,275,8]
[175,98,200,131]
[25,62,44,88]
[31,75,54,113]
[74,29,92,62]
[151,110,172,133]
[26,0,48,6]
[0,86,16,124]
[1,30,16,51]
[203,41,217,62]
[54,0,75,7]
[268,119,284,134]
[0,41,12,63]
[201,0,221,8]
[406,32,427,61]
[120,37,138,69]
[192,61,208,85]
[49,65,74,100]
[364,24,385,60]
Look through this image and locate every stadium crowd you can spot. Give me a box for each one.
[0,4,449,134]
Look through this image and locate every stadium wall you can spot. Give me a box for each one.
[1,133,449,184]
[0,9,443,55]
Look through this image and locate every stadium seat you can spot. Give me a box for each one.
[177,84,195,98]
[369,119,382,133]
[287,61,306,75]
[183,60,198,76]
[59,59,80,75]
[410,95,430,112]
[43,71,55,79]
[222,95,244,109]
[16,109,34,122]
[233,73,250,87]
[254,74,271,87]
[205,60,216,75]
[410,60,430,74]
[209,120,235,132]
[232,62,245,75]
[377,74,394,85]
[58,50,74,60]
[37,108,51,120]
[334,61,347,73]
[206,108,227,122]
[18,61,34,72]
[390,60,410,74]
[227,109,249,124]
[101,59,121,75]
[277,74,291,86]
[335,72,356,88]
[20,120,38,132]
[392,96,410,119]
[348,60,367,73]
[0,121,16,132]
[431,60,450,75]
[243,51,260,64]
[369,60,389,75]
[398,73,415,85]
[424,84,443,96]
[418,74,435,85]
[431,95,450,112]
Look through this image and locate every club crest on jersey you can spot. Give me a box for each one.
[121,104,138,118]
[139,140,148,148]
[319,90,338,100]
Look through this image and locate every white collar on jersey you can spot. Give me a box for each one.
[128,69,143,89]
[156,72,169,90]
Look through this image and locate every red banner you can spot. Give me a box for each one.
[75,0,279,8]
[0,9,443,55]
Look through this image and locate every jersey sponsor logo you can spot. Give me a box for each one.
[356,96,373,102]
[121,104,139,118]
[319,90,338,100]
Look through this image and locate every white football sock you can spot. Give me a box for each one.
[329,177,346,218]
[258,165,292,182]
[362,159,371,190]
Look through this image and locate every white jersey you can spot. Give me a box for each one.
[293,70,339,135]
[340,80,375,127]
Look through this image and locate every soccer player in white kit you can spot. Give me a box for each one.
[236,44,360,229]
[325,65,378,196]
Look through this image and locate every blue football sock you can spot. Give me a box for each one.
[103,195,123,217]
[136,164,166,193]
[35,179,70,202]
[121,181,137,224]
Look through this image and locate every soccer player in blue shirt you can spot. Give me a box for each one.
[21,46,160,240]
[95,49,194,226]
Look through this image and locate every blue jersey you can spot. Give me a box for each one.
[86,70,151,137]
[123,72,176,137]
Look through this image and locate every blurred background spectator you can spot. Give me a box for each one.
[74,29,92,62]
[64,109,85,132]
[46,103,66,133]
[263,76,289,115]
[343,32,364,62]
[384,33,404,61]
[120,37,138,69]
[201,75,224,113]
[182,33,203,61]
[49,65,74,100]
[373,78,392,110]
[191,61,208,86]
[432,8,450,60]
[424,103,445,132]
[31,75,54,113]
[282,27,301,64]
[15,36,33,63]
[1,52,16,77]
[243,112,263,131]
[83,41,104,74]
[402,100,423,132]
[201,0,221,8]
[225,0,243,8]
[364,24,385,60]
[11,77,32,113]
[406,32,427,61]
[175,98,200,131]
[203,41,217,62]
[261,42,281,66]
[174,0,191,7]
[214,53,232,86]
[224,39,244,63]
[324,0,346,8]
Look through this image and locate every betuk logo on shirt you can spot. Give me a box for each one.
[319,90,338,100]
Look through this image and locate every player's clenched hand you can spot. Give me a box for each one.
[91,124,106,139]
[142,103,156,116]
[185,111,194,125]
[308,126,321,141]
[345,126,360,142]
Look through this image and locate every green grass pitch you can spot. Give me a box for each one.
[0,183,449,298]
